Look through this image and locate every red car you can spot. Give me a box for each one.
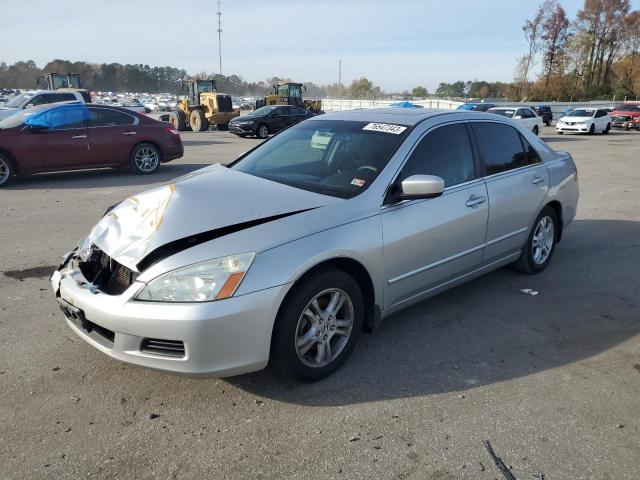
[610,102,640,131]
[0,102,183,187]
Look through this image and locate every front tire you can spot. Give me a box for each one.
[0,153,15,187]
[256,124,269,139]
[129,143,161,175]
[514,206,558,274]
[271,268,364,381]
[190,109,209,132]
[588,124,595,135]
[603,123,610,134]
[532,125,539,136]
[170,110,187,131]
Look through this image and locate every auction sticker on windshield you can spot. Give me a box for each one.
[362,123,407,134]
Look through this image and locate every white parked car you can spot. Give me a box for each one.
[556,108,611,135]
[487,107,544,135]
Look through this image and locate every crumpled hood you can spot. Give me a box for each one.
[86,164,340,271]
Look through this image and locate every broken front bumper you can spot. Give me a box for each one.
[50,252,289,377]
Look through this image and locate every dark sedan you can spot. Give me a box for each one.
[229,105,314,139]
[0,102,183,187]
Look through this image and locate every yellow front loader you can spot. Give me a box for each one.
[255,82,323,114]
[169,80,240,132]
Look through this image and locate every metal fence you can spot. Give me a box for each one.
[321,98,622,117]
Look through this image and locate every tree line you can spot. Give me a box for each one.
[0,59,408,99]
[515,0,639,101]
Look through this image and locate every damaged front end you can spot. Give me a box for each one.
[75,245,139,295]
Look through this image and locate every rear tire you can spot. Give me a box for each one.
[514,206,558,274]
[271,268,364,381]
[217,123,229,131]
[170,110,187,131]
[256,124,269,139]
[190,109,209,132]
[0,153,15,187]
[129,143,161,175]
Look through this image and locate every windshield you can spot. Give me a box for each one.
[617,103,640,112]
[489,109,515,118]
[457,104,476,110]
[567,109,595,117]
[230,120,410,199]
[197,82,214,93]
[6,93,32,108]
[252,106,277,117]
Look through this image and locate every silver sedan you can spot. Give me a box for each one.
[51,109,579,381]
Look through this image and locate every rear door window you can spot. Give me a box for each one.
[399,123,475,188]
[471,122,537,175]
[88,108,135,127]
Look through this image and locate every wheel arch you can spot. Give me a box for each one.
[0,148,18,174]
[276,256,379,335]
[545,200,563,242]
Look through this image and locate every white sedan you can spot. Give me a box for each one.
[556,108,611,134]
[487,107,543,135]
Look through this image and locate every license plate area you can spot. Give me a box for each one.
[57,297,91,332]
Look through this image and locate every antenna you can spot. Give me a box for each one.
[217,0,222,76]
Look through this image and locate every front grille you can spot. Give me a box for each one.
[78,246,137,295]
[140,338,185,358]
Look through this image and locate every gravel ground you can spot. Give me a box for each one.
[0,125,639,479]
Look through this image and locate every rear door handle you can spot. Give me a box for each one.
[122,131,137,136]
[466,194,486,207]
[532,175,545,184]
[71,135,87,139]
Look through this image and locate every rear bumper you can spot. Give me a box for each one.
[50,254,290,377]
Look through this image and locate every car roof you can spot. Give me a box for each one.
[312,108,457,126]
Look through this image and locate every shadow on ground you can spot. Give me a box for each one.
[3,163,207,190]
[220,219,640,406]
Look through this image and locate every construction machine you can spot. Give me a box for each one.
[169,79,239,132]
[37,72,82,90]
[35,72,92,103]
[255,82,323,114]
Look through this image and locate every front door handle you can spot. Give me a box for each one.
[466,194,486,208]
[532,175,545,184]
[122,131,137,136]
[71,135,87,139]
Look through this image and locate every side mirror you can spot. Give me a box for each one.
[513,115,523,120]
[25,116,51,132]
[398,175,445,200]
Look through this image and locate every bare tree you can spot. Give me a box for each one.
[541,3,570,86]
[520,0,555,96]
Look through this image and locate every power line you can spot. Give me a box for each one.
[217,0,222,76]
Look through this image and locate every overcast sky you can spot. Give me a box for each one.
[2,0,639,91]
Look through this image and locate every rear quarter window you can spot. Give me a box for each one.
[471,122,538,175]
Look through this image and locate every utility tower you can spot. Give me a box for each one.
[217,0,222,76]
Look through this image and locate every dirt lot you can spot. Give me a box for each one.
[1,125,639,480]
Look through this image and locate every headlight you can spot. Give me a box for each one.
[135,252,255,302]
[577,120,589,125]
[236,120,255,125]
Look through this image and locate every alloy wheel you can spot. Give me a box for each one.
[0,158,10,185]
[294,288,354,368]
[134,147,159,173]
[532,216,554,265]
